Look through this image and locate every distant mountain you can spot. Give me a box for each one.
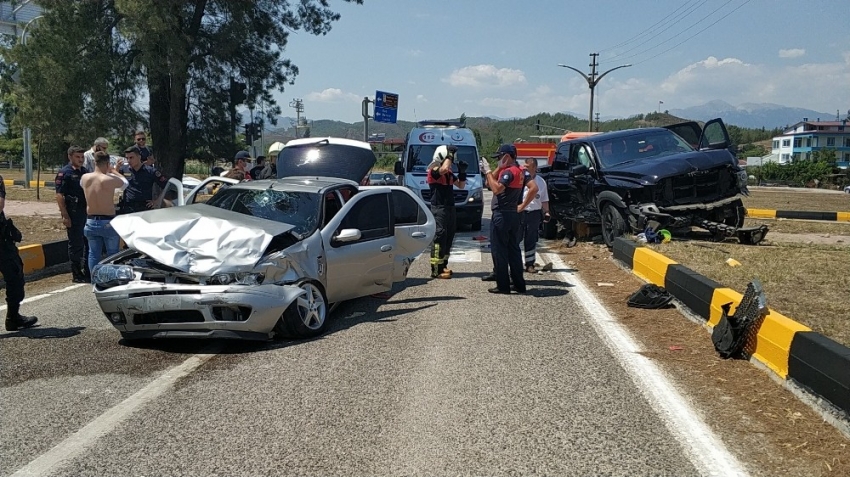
[668,100,837,129]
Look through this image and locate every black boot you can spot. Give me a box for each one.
[71,261,88,283]
[5,304,38,331]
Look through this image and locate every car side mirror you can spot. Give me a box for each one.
[333,228,362,243]
[571,164,589,176]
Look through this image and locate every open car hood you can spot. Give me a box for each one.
[109,205,295,275]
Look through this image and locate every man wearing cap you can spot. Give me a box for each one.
[117,145,169,214]
[480,144,537,294]
[231,151,254,180]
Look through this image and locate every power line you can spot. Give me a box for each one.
[598,0,703,54]
[604,0,709,61]
[631,0,753,67]
[604,0,750,65]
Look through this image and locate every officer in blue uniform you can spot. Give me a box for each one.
[117,145,169,214]
[483,144,537,294]
[55,146,90,283]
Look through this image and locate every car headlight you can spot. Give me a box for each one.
[468,189,483,202]
[92,264,135,288]
[209,273,265,286]
[737,170,748,186]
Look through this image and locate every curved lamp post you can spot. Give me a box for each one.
[558,61,631,132]
[18,15,43,188]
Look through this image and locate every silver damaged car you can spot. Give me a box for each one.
[92,138,436,341]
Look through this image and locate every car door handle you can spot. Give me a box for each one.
[381,244,393,252]
[411,232,426,238]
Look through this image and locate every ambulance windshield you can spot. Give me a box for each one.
[406,145,480,174]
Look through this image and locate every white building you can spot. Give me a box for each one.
[770,118,850,168]
[0,0,42,38]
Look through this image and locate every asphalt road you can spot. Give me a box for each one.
[1,204,745,476]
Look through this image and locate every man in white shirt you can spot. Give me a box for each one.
[520,158,550,273]
[83,137,109,173]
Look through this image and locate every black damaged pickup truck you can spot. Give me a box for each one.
[539,118,768,247]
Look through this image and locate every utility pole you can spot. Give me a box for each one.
[559,53,631,132]
[289,99,304,139]
[594,112,600,132]
[18,14,44,188]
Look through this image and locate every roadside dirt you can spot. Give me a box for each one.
[549,242,849,477]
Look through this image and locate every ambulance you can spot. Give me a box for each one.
[399,120,484,230]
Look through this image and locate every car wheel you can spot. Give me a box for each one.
[600,203,627,248]
[275,281,329,339]
[722,199,746,229]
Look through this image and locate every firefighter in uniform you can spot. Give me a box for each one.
[55,146,91,283]
[427,144,467,279]
[117,145,170,214]
[1,175,38,331]
[482,144,537,294]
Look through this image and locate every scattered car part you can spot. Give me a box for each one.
[627,284,674,309]
[711,279,769,358]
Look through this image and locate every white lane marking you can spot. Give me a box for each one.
[10,346,220,477]
[541,252,749,477]
[0,283,87,311]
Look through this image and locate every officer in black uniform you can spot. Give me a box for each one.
[117,145,170,214]
[1,175,38,331]
[55,146,90,283]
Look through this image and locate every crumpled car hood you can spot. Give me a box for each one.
[110,204,295,275]
[604,150,736,185]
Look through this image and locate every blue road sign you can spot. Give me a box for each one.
[374,90,399,124]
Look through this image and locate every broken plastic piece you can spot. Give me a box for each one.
[726,258,742,267]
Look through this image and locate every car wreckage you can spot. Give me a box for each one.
[540,118,769,247]
[91,137,436,341]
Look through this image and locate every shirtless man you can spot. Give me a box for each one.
[81,151,128,281]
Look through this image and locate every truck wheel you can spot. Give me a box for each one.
[600,203,627,248]
[724,199,746,229]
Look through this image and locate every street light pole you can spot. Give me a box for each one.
[559,53,631,132]
[18,15,43,189]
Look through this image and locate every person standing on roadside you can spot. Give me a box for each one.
[427,145,467,279]
[117,145,169,214]
[0,175,38,331]
[231,151,254,180]
[81,151,129,280]
[83,137,109,173]
[55,146,91,283]
[134,131,155,167]
[520,158,550,273]
[481,144,536,294]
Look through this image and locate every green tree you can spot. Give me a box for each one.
[4,0,363,179]
[811,148,838,164]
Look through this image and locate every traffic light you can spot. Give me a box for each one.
[230,79,247,105]
[535,119,541,131]
[244,123,253,142]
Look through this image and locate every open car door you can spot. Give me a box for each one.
[153,177,239,208]
[389,187,436,282]
[184,177,239,205]
[664,118,731,151]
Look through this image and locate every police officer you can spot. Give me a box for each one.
[55,146,90,283]
[117,145,170,214]
[427,144,467,279]
[0,175,38,331]
[482,144,537,294]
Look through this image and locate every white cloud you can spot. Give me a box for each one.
[779,48,805,58]
[305,88,359,103]
[443,64,527,88]
[416,94,427,103]
[406,49,423,57]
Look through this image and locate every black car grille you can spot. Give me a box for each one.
[659,167,734,204]
[420,189,469,203]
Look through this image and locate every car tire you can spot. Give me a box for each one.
[541,218,557,239]
[600,203,627,248]
[274,281,329,340]
[722,199,746,229]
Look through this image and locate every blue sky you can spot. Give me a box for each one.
[268,0,850,124]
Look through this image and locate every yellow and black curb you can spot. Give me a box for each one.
[16,239,70,274]
[2,179,54,188]
[746,208,850,222]
[612,237,850,419]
